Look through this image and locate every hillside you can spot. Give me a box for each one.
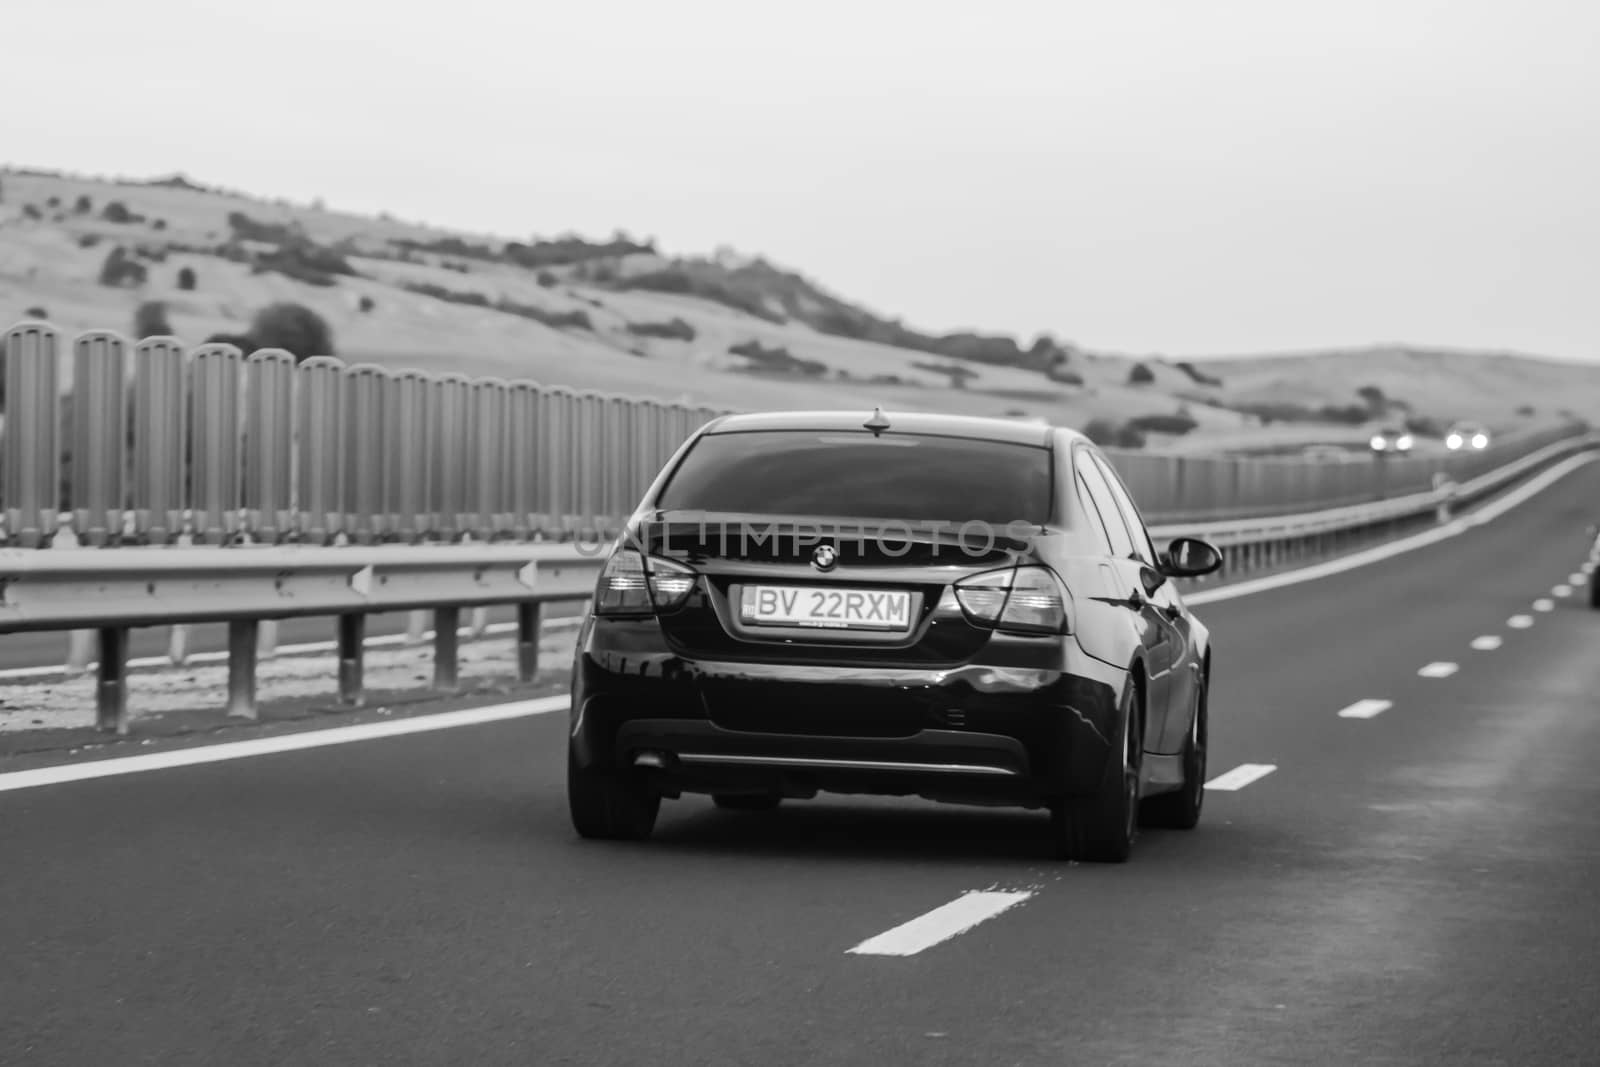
[1,165,1595,453]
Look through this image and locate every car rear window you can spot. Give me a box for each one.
[654,430,1053,524]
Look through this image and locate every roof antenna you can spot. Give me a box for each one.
[864,406,891,436]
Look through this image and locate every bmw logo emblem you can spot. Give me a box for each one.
[812,544,838,571]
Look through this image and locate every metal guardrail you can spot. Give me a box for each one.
[0,543,606,734]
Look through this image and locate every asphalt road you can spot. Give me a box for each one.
[3,460,1599,1065]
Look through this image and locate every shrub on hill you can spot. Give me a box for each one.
[74,194,92,214]
[1174,360,1223,387]
[619,268,785,324]
[406,283,595,331]
[358,295,375,313]
[728,340,826,377]
[22,204,42,220]
[627,318,696,341]
[249,302,334,361]
[134,301,173,339]
[252,242,354,287]
[1318,404,1370,425]
[1357,384,1386,409]
[1404,415,1444,437]
[97,246,147,287]
[404,281,490,307]
[1127,362,1155,385]
[503,234,655,270]
[1127,412,1199,436]
[536,270,559,289]
[1083,419,1146,449]
[498,300,593,331]
[226,210,301,245]
[101,200,142,224]
[177,266,197,290]
[24,306,48,319]
[77,234,101,249]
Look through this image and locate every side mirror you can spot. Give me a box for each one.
[1162,536,1223,578]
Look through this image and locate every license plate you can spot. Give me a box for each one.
[740,585,911,631]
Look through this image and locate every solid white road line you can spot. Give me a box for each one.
[1184,452,1598,607]
[1508,615,1534,629]
[1554,585,1573,598]
[1337,699,1392,719]
[847,891,1034,957]
[1471,635,1503,651]
[1204,763,1278,791]
[0,696,570,794]
[1418,662,1459,678]
[1533,599,1555,612]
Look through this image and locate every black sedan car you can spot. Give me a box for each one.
[566,409,1224,861]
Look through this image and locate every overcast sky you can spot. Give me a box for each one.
[5,0,1597,360]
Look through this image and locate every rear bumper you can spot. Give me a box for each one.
[569,618,1129,804]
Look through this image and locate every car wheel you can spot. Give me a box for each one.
[1051,680,1142,862]
[1139,672,1207,830]
[567,744,660,840]
[713,794,782,811]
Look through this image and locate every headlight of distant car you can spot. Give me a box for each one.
[1369,434,1388,451]
[1396,434,1414,451]
[1471,432,1489,449]
[1446,433,1463,450]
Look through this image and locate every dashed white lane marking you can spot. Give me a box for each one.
[1338,699,1392,719]
[1508,615,1535,629]
[1471,635,1503,651]
[0,696,570,794]
[1418,662,1459,678]
[848,891,1034,957]
[1205,763,1277,791]
[1533,599,1555,612]
[1554,585,1573,598]
[1570,573,1587,585]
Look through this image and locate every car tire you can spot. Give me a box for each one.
[713,794,782,811]
[567,745,660,840]
[1139,672,1206,830]
[1050,681,1141,863]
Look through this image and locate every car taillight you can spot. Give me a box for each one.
[594,548,697,615]
[953,565,1070,634]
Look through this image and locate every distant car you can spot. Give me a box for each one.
[1301,444,1351,460]
[566,409,1225,862]
[1590,526,1600,609]
[1369,427,1414,454]
[1445,422,1490,451]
